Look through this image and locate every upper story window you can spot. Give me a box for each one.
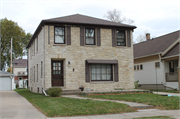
[85,28,95,45]
[54,26,65,44]
[116,30,126,46]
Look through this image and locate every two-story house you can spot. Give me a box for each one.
[13,59,28,84]
[26,14,136,93]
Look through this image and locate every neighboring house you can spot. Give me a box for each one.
[0,70,15,91]
[134,30,180,90]
[13,59,28,84]
[26,14,136,93]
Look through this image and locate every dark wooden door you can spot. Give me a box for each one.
[52,60,63,86]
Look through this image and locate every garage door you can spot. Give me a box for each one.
[0,77,12,91]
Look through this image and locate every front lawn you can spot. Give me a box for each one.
[15,89,136,117]
[83,93,179,110]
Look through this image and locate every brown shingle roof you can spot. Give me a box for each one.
[45,14,136,28]
[27,14,136,48]
[134,30,180,59]
[13,59,27,67]
[162,43,179,58]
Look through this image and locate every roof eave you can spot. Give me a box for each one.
[161,54,179,59]
[43,20,137,29]
[134,53,162,60]
[26,20,136,49]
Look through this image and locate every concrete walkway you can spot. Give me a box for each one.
[0,91,46,119]
[63,95,154,109]
[46,109,180,119]
[153,91,180,96]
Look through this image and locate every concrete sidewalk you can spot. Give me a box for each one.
[0,91,46,119]
[47,109,180,119]
[153,91,180,96]
[63,95,154,109]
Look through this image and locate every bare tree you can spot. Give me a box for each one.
[135,30,148,43]
[135,30,156,43]
[104,9,134,25]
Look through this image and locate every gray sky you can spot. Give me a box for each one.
[1,0,180,43]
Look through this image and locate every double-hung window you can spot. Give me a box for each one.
[54,26,65,44]
[85,28,95,45]
[91,64,112,81]
[116,30,126,46]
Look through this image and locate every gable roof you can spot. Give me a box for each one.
[13,59,27,67]
[27,14,136,48]
[162,43,179,58]
[134,30,180,59]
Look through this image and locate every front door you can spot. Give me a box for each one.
[52,60,63,86]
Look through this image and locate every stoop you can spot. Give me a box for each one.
[62,89,82,95]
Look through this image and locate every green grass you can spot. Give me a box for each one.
[149,89,179,93]
[132,116,175,119]
[84,93,179,110]
[15,89,136,117]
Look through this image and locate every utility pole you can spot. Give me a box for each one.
[10,38,13,73]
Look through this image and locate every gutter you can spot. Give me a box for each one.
[134,53,162,60]
[161,54,179,59]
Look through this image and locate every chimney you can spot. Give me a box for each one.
[146,33,150,41]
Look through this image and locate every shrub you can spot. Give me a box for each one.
[47,88,62,97]
[134,80,139,89]
[26,88,30,92]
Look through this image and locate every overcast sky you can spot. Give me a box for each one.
[1,0,180,43]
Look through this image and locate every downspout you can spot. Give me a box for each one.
[43,26,45,91]
[27,50,28,88]
[159,53,165,85]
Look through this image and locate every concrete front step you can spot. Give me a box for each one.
[62,89,81,92]
[62,89,82,95]
[62,92,82,95]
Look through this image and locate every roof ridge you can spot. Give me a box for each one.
[152,30,180,39]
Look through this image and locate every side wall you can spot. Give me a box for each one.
[28,27,45,93]
[44,26,134,91]
[13,67,26,76]
[134,55,164,84]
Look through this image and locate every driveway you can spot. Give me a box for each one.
[0,91,46,119]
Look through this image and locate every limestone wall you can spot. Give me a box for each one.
[28,27,45,93]
[43,26,135,91]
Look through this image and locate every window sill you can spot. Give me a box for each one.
[116,46,126,48]
[84,45,97,47]
[53,44,67,46]
[90,81,114,84]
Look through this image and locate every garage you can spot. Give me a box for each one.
[0,70,15,91]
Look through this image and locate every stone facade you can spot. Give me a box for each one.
[28,27,45,93]
[28,25,135,93]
